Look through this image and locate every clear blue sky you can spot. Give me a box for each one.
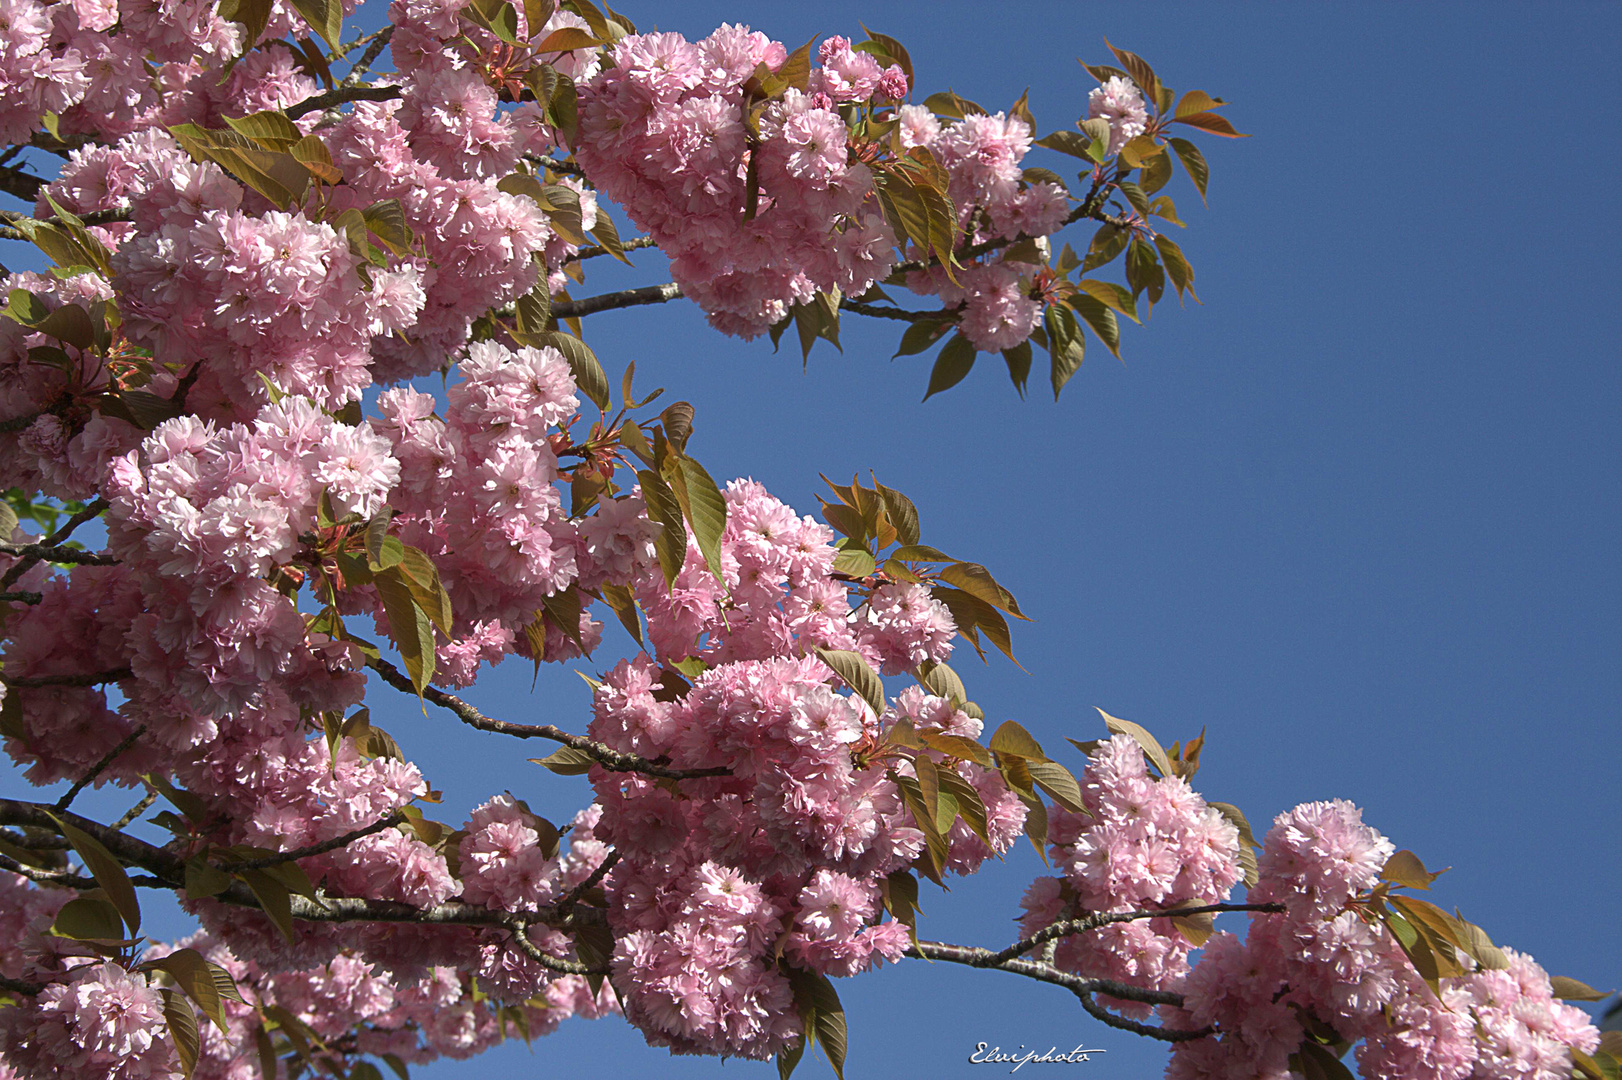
[5,3,1617,1079]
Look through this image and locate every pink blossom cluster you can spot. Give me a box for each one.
[578,480,1023,1058]
[1163,801,1600,1080]
[374,340,659,677]
[1088,76,1150,155]
[0,962,175,1080]
[1020,735,1244,1016]
[574,29,905,337]
[895,105,1072,352]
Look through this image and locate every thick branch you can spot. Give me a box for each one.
[0,164,43,204]
[555,850,620,918]
[0,976,43,996]
[505,922,605,976]
[2,666,131,688]
[54,724,147,811]
[0,412,39,435]
[285,84,403,121]
[366,656,727,780]
[0,590,41,604]
[551,282,682,320]
[0,544,116,572]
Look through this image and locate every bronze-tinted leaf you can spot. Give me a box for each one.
[47,812,140,936]
[1096,708,1174,778]
[813,647,886,716]
[923,333,976,399]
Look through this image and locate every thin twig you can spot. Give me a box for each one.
[1,496,110,589]
[2,666,132,689]
[554,850,620,917]
[841,300,947,323]
[225,811,406,870]
[984,902,1285,967]
[366,656,728,780]
[551,282,682,320]
[340,26,396,88]
[565,235,657,263]
[54,724,147,811]
[110,791,156,830]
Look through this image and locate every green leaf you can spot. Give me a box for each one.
[360,199,413,255]
[374,568,437,696]
[935,766,990,842]
[832,547,876,577]
[1379,849,1444,891]
[163,989,201,1079]
[184,856,233,899]
[396,546,453,635]
[588,206,630,263]
[920,731,992,769]
[34,303,95,350]
[1096,708,1175,778]
[288,0,341,46]
[1139,147,1174,195]
[532,25,599,51]
[1067,294,1121,358]
[523,330,610,413]
[238,869,296,943]
[52,896,127,941]
[676,455,727,583]
[777,1038,806,1080]
[890,543,953,562]
[1035,130,1096,160]
[1291,1040,1355,1080]
[1081,222,1129,273]
[788,970,848,1080]
[598,582,643,646]
[529,746,596,775]
[891,318,952,358]
[1027,760,1086,813]
[812,647,886,716]
[47,811,140,935]
[4,288,50,326]
[1549,976,1608,1002]
[221,110,301,147]
[1002,340,1033,397]
[1170,111,1247,137]
[1166,137,1209,202]
[939,561,1028,619]
[1103,39,1162,115]
[1153,233,1197,302]
[461,0,520,43]
[145,948,227,1031]
[217,0,273,47]
[873,481,920,547]
[989,720,1048,762]
[923,333,976,400]
[637,468,687,588]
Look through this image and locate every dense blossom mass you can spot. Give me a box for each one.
[0,0,1605,1078]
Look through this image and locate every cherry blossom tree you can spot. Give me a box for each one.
[0,2,1613,1079]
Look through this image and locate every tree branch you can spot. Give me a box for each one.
[226,811,406,870]
[504,921,605,976]
[366,656,727,780]
[1,497,109,588]
[841,299,947,323]
[54,724,147,811]
[907,938,1212,1043]
[551,282,682,320]
[0,544,116,568]
[0,976,43,996]
[285,84,403,122]
[1,666,131,688]
[338,25,395,86]
[985,902,1285,967]
[565,235,658,264]
[0,590,41,605]
[0,164,43,204]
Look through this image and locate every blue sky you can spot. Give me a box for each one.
[4,2,1618,1078]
